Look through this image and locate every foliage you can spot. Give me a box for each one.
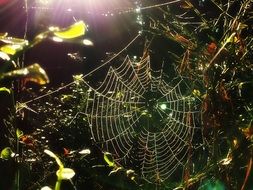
[0,0,253,190]
[0,20,88,190]
[135,0,253,189]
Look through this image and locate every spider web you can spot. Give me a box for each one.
[83,53,199,184]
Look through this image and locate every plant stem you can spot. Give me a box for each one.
[55,180,62,190]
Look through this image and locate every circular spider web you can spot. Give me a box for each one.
[84,54,199,183]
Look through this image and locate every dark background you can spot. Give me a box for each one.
[0,0,143,85]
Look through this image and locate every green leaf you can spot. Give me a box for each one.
[0,35,28,45]
[104,152,115,167]
[56,168,75,180]
[0,33,8,38]
[54,21,86,39]
[0,51,10,60]
[0,87,11,94]
[78,149,91,155]
[16,128,24,139]
[44,149,64,169]
[20,63,49,85]
[0,44,23,55]
[41,186,53,190]
[0,34,28,55]
[0,63,49,85]
[0,147,14,160]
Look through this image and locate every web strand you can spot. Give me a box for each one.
[23,33,141,105]
[84,53,199,183]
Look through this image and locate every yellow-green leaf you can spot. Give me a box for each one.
[223,32,236,45]
[16,128,24,139]
[56,168,75,180]
[33,32,49,46]
[0,51,10,60]
[0,87,11,94]
[78,149,91,155]
[0,147,14,160]
[0,63,49,85]
[192,89,201,97]
[104,152,115,167]
[0,44,23,55]
[21,63,49,85]
[0,35,28,45]
[44,149,64,169]
[0,33,8,38]
[54,21,86,39]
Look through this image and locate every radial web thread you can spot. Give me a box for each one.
[83,54,199,183]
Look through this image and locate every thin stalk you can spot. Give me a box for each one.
[55,180,62,190]
[10,88,20,190]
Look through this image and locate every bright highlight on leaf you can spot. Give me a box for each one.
[24,63,49,85]
[56,168,75,180]
[78,149,91,155]
[192,89,201,97]
[0,63,49,85]
[82,39,93,46]
[104,152,115,167]
[0,147,14,160]
[0,35,28,55]
[44,149,63,169]
[0,33,8,37]
[44,149,57,158]
[54,21,86,39]
[16,128,24,139]
[0,44,23,55]
[52,37,63,43]
[0,52,10,60]
[0,35,28,45]
[0,87,11,94]
[41,186,52,190]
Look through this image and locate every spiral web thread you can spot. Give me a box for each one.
[83,54,199,183]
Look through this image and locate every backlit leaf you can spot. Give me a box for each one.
[0,51,10,60]
[192,89,201,97]
[0,63,49,85]
[21,63,49,85]
[0,87,11,94]
[104,152,115,167]
[32,32,50,46]
[0,44,23,55]
[82,39,93,46]
[0,35,28,45]
[16,128,24,139]
[0,147,14,160]
[54,21,86,39]
[223,32,236,45]
[56,168,75,180]
[44,149,58,159]
[41,186,52,190]
[44,149,64,169]
[0,33,8,37]
[78,149,91,155]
